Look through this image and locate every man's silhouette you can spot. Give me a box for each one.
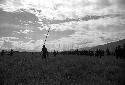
[53,50,57,57]
[10,49,13,56]
[42,45,48,60]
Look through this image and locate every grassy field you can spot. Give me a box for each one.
[0,53,125,85]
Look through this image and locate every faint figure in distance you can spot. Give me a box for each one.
[53,50,57,57]
[10,49,14,56]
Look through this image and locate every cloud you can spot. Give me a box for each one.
[87,0,111,9]
[0,0,124,20]
[0,0,5,4]
[1,41,13,49]
[0,23,20,37]
[0,41,4,48]
[0,0,125,51]
[0,37,19,49]
[11,39,44,51]
[0,9,39,28]
[24,37,32,40]
[111,0,125,8]
[0,37,19,41]
[18,29,34,34]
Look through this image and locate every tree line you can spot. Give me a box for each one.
[0,43,125,59]
[53,44,125,59]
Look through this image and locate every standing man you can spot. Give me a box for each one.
[42,45,48,61]
[10,49,14,56]
[53,50,57,57]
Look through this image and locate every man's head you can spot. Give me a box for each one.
[43,45,45,48]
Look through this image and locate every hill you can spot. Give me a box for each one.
[90,39,125,51]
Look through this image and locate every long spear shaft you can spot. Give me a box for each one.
[44,26,51,45]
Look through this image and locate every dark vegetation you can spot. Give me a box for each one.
[0,43,125,85]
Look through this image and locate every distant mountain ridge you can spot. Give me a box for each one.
[89,39,125,52]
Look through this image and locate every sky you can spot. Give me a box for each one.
[0,0,125,51]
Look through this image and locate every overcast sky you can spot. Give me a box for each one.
[0,0,125,51]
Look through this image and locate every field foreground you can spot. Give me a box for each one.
[0,53,125,85]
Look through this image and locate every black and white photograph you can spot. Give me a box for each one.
[0,0,125,85]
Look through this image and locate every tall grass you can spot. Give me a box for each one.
[0,53,125,85]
